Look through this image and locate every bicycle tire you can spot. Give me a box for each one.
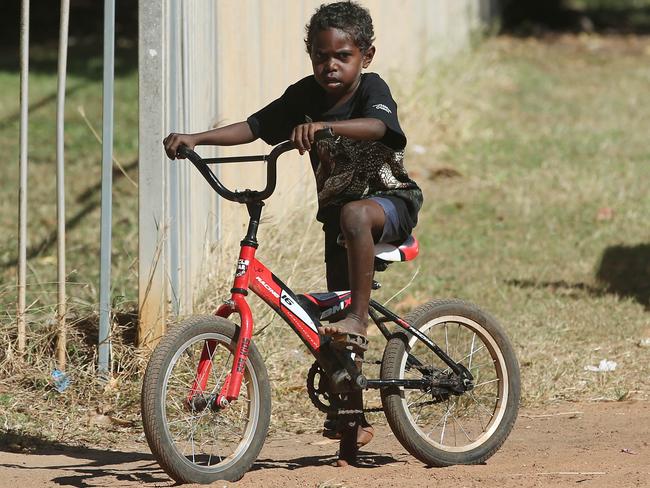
[380,299,520,466]
[141,315,271,483]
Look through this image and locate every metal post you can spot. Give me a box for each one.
[168,0,181,316]
[98,0,116,376]
[138,0,168,347]
[17,0,30,355]
[56,0,70,370]
[180,2,192,314]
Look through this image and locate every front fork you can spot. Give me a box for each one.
[214,294,254,407]
[188,244,257,409]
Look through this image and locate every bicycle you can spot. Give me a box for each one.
[141,131,521,484]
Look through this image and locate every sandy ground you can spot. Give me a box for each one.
[0,401,648,488]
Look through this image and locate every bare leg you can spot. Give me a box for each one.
[320,200,385,343]
[323,230,374,451]
[335,390,373,467]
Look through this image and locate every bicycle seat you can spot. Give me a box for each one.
[337,234,419,262]
[374,235,419,263]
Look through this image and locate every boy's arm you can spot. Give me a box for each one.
[163,121,257,159]
[291,119,386,154]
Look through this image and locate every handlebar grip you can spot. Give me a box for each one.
[176,145,198,161]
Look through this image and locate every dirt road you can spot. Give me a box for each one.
[0,401,648,487]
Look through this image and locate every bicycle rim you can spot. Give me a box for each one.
[161,332,260,473]
[401,315,509,452]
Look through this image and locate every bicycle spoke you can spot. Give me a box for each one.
[467,391,495,431]
[438,401,454,444]
[473,378,499,389]
[407,390,428,409]
[468,332,477,371]
[451,413,475,443]
[468,359,494,371]
[444,323,449,356]
[454,323,461,366]
[393,310,516,454]
[207,342,232,392]
[425,400,451,440]
[168,395,189,416]
[161,334,254,469]
[214,416,245,439]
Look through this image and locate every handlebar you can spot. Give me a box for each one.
[176,128,334,204]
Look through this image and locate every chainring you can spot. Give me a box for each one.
[306,361,341,414]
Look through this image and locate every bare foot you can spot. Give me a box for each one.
[318,313,367,337]
[322,423,374,448]
[356,424,374,448]
[318,313,369,352]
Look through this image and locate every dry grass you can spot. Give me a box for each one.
[0,300,145,448]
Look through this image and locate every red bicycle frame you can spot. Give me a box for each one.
[189,203,329,407]
[178,139,467,408]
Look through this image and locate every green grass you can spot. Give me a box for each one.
[0,44,139,319]
[389,35,650,406]
[1,34,649,447]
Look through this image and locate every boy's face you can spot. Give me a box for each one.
[310,28,374,102]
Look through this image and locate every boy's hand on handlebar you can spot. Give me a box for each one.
[291,122,329,155]
[163,133,197,160]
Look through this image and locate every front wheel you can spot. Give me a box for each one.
[380,300,520,466]
[141,315,271,484]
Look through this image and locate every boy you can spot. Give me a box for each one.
[163,0,422,464]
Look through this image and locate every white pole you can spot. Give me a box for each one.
[98,0,116,376]
[138,0,168,346]
[168,0,181,316]
[17,0,30,355]
[56,0,70,370]
[181,2,192,314]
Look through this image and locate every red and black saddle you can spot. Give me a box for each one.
[373,234,419,263]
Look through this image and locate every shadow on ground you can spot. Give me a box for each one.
[596,243,650,310]
[0,431,165,488]
[251,451,400,471]
[507,244,650,311]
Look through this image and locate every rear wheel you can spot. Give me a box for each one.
[141,315,271,483]
[381,300,520,466]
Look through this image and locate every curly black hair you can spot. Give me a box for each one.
[304,1,375,54]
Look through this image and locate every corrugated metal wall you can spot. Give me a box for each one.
[138,0,498,344]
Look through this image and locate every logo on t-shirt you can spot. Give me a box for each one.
[372,103,392,114]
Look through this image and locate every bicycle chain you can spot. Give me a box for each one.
[338,406,384,415]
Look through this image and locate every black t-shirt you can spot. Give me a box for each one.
[247,73,422,224]
[248,73,406,151]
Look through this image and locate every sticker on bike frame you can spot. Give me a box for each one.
[280,290,319,334]
[235,259,249,278]
[255,275,280,299]
[320,301,348,320]
[235,337,251,373]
